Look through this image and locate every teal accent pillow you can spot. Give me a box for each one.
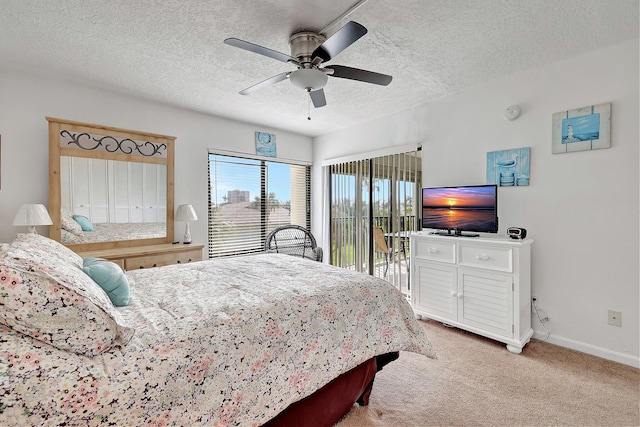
[73,215,94,231]
[82,257,130,306]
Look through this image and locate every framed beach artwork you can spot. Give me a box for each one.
[487,147,531,187]
[255,131,276,157]
[552,103,611,154]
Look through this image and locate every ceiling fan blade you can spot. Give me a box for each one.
[312,21,367,63]
[239,72,290,95]
[224,38,297,64]
[309,88,327,108]
[325,65,393,86]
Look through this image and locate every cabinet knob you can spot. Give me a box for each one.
[451,291,458,297]
[476,254,490,260]
[428,248,439,254]
[177,260,181,263]
[457,293,464,299]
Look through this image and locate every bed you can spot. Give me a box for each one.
[60,207,166,245]
[61,222,167,244]
[0,233,434,426]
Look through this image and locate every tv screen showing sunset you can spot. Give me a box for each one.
[422,185,497,232]
[422,186,495,209]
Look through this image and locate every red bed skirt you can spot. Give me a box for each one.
[263,353,397,427]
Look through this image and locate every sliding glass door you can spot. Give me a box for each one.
[329,149,421,294]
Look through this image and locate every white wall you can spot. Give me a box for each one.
[0,70,313,248]
[312,38,639,367]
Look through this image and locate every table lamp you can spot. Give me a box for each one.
[175,204,198,244]
[13,204,53,234]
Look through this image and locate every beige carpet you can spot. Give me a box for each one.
[336,319,640,427]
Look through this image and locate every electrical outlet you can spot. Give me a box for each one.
[608,310,622,327]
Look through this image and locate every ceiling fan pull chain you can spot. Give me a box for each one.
[307,90,312,120]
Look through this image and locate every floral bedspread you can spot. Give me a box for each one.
[0,254,434,426]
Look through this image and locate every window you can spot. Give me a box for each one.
[208,152,311,258]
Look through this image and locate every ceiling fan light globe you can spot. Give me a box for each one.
[289,69,328,91]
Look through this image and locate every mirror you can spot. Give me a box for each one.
[48,117,175,252]
[60,157,167,244]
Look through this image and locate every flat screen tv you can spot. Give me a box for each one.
[421,184,498,237]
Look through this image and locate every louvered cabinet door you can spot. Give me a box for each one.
[412,260,457,323]
[457,269,513,338]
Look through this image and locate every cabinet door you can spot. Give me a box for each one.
[113,160,131,222]
[413,260,457,321]
[143,164,159,222]
[458,269,513,338]
[69,157,109,222]
[129,162,144,222]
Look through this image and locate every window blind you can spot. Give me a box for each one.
[208,153,311,258]
[329,148,421,294]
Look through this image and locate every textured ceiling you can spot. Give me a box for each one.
[0,0,637,137]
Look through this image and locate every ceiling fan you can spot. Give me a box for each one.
[224,21,392,108]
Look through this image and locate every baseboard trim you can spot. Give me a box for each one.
[533,330,639,369]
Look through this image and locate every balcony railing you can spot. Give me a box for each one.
[330,215,416,294]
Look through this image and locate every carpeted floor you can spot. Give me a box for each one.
[336,319,640,426]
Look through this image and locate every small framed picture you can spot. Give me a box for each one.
[552,103,611,154]
[487,147,531,187]
[255,131,276,157]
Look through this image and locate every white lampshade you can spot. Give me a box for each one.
[175,204,198,222]
[13,204,53,234]
[175,204,197,244]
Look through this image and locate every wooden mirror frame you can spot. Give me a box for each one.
[48,117,175,252]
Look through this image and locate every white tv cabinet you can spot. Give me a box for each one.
[410,232,533,354]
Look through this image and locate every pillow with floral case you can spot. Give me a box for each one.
[60,207,83,235]
[12,232,83,268]
[0,238,134,357]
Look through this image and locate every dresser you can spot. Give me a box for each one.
[76,243,204,270]
[410,233,533,353]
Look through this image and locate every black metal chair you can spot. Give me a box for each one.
[264,225,323,262]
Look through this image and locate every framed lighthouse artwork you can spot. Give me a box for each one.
[552,103,611,154]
